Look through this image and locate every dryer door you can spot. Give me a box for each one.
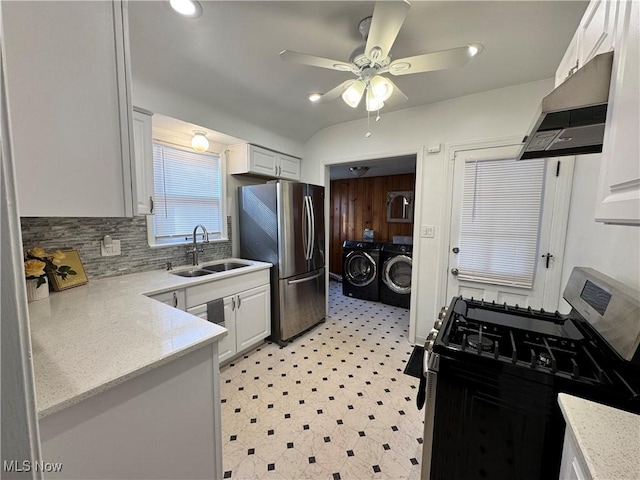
[344,251,377,287]
[382,255,412,294]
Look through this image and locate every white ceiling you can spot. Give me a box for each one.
[329,154,417,180]
[128,1,588,145]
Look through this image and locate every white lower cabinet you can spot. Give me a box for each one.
[39,343,223,479]
[184,269,271,364]
[559,430,591,480]
[187,284,270,364]
[234,285,271,353]
[148,289,185,310]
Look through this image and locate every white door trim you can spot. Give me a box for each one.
[321,146,424,345]
[438,136,574,312]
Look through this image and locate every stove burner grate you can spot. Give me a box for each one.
[466,334,493,352]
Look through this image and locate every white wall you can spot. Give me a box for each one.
[561,154,640,307]
[302,79,554,344]
[132,81,304,158]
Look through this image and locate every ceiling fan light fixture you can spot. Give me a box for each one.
[169,0,202,18]
[370,75,393,101]
[365,87,385,112]
[308,93,322,103]
[342,80,366,108]
[349,166,369,177]
[191,130,209,152]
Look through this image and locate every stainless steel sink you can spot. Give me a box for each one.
[171,269,214,277]
[201,262,247,273]
[171,262,248,277]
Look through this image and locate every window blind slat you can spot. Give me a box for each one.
[457,157,545,288]
[152,143,224,242]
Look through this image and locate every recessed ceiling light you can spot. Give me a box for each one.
[308,93,322,103]
[169,0,202,18]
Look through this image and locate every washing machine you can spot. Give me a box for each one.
[342,241,382,301]
[380,243,412,309]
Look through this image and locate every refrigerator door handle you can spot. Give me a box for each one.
[288,270,324,285]
[305,195,313,260]
[302,195,309,261]
[308,195,315,260]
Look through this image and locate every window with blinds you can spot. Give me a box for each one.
[457,157,546,288]
[149,143,225,245]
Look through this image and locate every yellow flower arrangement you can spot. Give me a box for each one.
[24,248,77,288]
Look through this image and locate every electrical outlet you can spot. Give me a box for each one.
[101,239,121,256]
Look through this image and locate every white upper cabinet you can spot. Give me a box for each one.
[555,31,580,87]
[578,0,618,64]
[132,108,155,215]
[227,144,301,181]
[3,1,135,217]
[594,0,639,225]
[555,0,618,87]
[278,153,302,180]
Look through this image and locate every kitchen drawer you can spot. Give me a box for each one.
[185,269,269,309]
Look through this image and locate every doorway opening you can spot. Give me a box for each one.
[326,154,418,342]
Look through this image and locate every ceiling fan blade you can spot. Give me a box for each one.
[384,77,408,105]
[365,1,411,64]
[279,50,356,72]
[388,44,483,76]
[316,80,355,103]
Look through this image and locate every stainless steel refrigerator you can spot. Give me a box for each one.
[238,180,325,344]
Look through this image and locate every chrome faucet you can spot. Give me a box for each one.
[188,224,209,266]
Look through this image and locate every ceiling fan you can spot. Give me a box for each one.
[279,1,483,114]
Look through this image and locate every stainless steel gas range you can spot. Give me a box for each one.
[420,267,640,480]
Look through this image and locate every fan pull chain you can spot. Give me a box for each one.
[365,109,371,138]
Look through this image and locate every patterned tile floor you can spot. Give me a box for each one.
[219,280,425,479]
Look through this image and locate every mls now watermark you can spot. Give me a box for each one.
[4,460,63,473]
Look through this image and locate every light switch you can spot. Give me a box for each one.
[421,225,435,238]
[101,238,121,256]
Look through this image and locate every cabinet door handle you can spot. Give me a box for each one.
[172,292,178,308]
[231,297,235,311]
[237,295,241,308]
[149,196,154,214]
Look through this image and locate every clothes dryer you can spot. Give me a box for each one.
[380,243,412,309]
[342,241,382,301]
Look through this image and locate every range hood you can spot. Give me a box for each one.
[517,51,613,160]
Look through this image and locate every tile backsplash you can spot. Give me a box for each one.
[21,216,232,279]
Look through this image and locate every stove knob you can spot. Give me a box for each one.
[438,307,448,320]
[424,339,435,353]
[434,319,443,330]
[426,329,438,342]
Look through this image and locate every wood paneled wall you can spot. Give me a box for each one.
[329,173,415,276]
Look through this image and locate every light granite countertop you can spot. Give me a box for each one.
[558,393,640,480]
[28,258,271,418]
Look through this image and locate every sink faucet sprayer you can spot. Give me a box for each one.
[188,224,209,266]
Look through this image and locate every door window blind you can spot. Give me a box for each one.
[152,143,224,244]
[457,157,545,288]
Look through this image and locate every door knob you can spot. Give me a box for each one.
[452,247,459,254]
[451,268,459,276]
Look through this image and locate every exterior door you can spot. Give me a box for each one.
[446,145,568,310]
